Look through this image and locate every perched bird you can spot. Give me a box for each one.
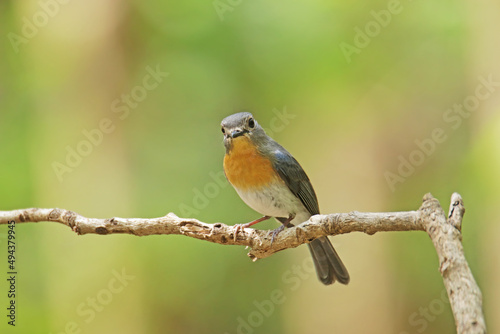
[221,112,349,285]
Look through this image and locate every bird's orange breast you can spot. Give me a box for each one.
[224,136,277,190]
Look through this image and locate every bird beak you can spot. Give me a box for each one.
[230,129,245,138]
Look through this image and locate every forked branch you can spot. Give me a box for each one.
[0,193,486,333]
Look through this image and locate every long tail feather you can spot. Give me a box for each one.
[308,237,350,285]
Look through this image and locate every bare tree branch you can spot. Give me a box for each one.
[0,193,486,333]
[421,193,485,333]
[0,206,423,259]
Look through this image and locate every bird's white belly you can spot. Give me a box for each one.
[234,182,310,224]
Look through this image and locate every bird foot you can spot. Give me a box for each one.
[268,225,285,245]
[233,224,246,241]
[233,216,271,241]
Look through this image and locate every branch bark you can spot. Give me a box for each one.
[0,193,485,333]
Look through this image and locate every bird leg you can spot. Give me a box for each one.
[244,215,272,228]
[269,214,295,245]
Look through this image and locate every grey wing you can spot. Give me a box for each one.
[271,147,320,216]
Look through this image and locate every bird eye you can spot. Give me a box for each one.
[248,117,255,129]
[221,127,225,134]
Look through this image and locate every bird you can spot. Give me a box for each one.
[221,111,349,285]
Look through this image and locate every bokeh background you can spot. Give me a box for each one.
[1,0,499,333]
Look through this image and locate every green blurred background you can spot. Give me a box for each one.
[1,0,499,333]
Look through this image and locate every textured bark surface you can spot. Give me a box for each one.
[0,193,486,333]
[421,193,485,333]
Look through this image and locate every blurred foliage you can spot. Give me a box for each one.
[1,0,499,333]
